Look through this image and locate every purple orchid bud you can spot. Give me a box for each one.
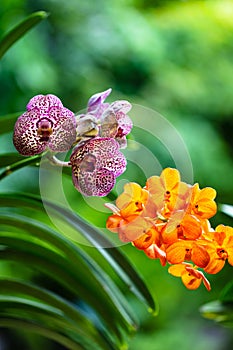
[87,88,112,118]
[70,137,127,196]
[13,94,76,156]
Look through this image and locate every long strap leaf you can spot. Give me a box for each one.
[0,192,157,314]
[0,223,137,335]
[0,213,138,331]
[0,318,84,350]
[0,277,119,350]
[0,11,49,59]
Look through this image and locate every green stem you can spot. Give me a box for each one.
[0,155,42,181]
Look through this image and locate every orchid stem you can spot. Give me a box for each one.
[0,154,42,181]
[46,154,71,167]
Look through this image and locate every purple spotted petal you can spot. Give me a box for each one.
[13,110,46,156]
[99,103,133,142]
[13,94,76,156]
[47,107,76,152]
[72,167,115,197]
[115,111,133,137]
[70,137,127,196]
[87,88,112,119]
[87,88,112,111]
[115,136,127,149]
[27,94,63,112]
[76,114,98,138]
[111,100,132,114]
[99,111,118,138]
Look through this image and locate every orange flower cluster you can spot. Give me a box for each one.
[106,168,233,291]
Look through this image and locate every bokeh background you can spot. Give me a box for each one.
[0,0,233,349]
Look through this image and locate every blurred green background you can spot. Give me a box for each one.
[0,0,233,349]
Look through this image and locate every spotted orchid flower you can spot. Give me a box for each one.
[70,137,127,196]
[13,94,76,156]
[76,89,133,149]
[99,100,133,149]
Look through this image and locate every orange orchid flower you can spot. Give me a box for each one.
[189,183,217,219]
[105,182,148,238]
[146,168,191,217]
[204,225,233,274]
[105,167,232,291]
[118,215,155,242]
[132,225,160,250]
[163,212,203,244]
[116,182,149,217]
[168,263,211,291]
[166,240,210,268]
[146,168,180,215]
[106,212,138,235]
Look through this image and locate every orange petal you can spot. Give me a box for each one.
[198,187,217,201]
[194,200,217,219]
[119,216,153,242]
[162,226,178,245]
[160,168,180,191]
[181,215,202,240]
[116,182,148,213]
[227,249,233,266]
[202,274,211,291]
[204,257,225,274]
[185,266,211,291]
[146,175,161,193]
[191,244,210,268]
[174,182,192,211]
[216,225,233,245]
[213,230,226,246]
[168,263,186,277]
[146,176,164,209]
[165,211,185,234]
[144,244,167,266]
[106,214,122,232]
[191,186,217,219]
[166,241,192,264]
[133,227,157,250]
[181,270,202,290]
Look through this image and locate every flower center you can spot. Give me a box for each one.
[80,154,96,172]
[217,248,228,260]
[37,118,53,142]
[185,248,192,260]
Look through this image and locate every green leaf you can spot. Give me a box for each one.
[219,204,233,219]
[0,219,138,330]
[0,318,84,350]
[0,213,141,349]
[0,153,25,168]
[0,112,21,134]
[219,280,233,303]
[0,11,49,59]
[200,281,233,327]
[200,300,233,327]
[40,198,157,315]
[0,154,43,181]
[0,192,157,315]
[0,279,118,350]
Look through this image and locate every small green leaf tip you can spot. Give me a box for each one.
[148,306,159,317]
[0,11,49,59]
[34,11,50,19]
